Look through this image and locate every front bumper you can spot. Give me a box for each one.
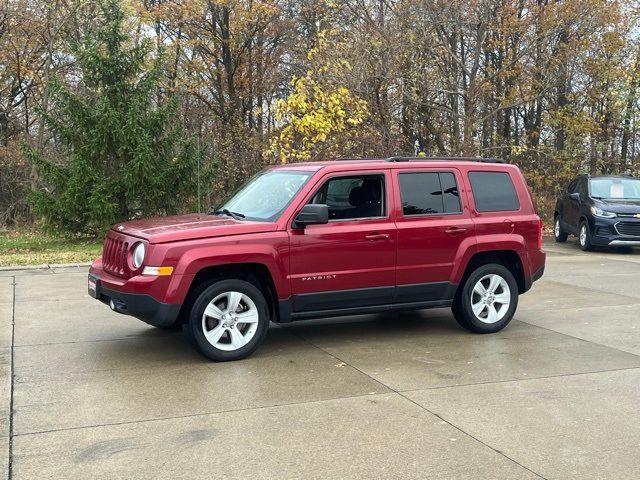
[590,217,640,247]
[88,263,183,328]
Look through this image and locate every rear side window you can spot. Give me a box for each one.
[468,171,520,212]
[399,172,462,216]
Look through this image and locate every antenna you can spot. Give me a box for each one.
[197,133,201,213]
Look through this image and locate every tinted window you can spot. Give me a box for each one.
[310,175,384,220]
[440,172,462,213]
[567,179,578,194]
[469,171,520,212]
[576,178,588,199]
[399,172,461,215]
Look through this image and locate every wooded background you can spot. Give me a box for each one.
[1,0,639,233]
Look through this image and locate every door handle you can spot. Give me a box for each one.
[445,227,467,235]
[365,233,390,241]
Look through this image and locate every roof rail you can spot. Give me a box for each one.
[385,156,505,164]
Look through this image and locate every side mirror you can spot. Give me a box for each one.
[570,192,581,202]
[293,204,329,229]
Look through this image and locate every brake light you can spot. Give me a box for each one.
[536,216,543,250]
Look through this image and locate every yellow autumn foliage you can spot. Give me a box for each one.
[267,29,369,163]
[268,75,368,163]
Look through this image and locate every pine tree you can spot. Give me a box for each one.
[25,0,202,235]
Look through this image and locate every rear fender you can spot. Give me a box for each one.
[451,235,528,284]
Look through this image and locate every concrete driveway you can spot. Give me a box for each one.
[1,238,640,479]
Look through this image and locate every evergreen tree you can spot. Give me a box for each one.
[25,0,202,235]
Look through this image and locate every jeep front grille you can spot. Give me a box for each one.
[102,234,129,277]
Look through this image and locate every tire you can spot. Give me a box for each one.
[554,216,568,243]
[579,220,593,251]
[186,279,270,361]
[452,263,518,334]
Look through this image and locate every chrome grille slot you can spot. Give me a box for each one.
[120,242,129,272]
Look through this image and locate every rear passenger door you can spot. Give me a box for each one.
[393,169,475,304]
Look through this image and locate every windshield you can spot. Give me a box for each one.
[217,170,313,221]
[589,177,640,200]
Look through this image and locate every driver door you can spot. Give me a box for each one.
[288,171,397,314]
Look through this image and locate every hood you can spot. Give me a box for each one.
[595,198,640,215]
[112,214,278,243]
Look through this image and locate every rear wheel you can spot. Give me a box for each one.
[579,221,593,251]
[186,279,269,361]
[452,264,518,334]
[554,216,568,243]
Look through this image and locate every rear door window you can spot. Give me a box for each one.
[399,172,462,216]
[468,171,520,212]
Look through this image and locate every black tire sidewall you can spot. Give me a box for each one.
[456,264,518,333]
[579,221,592,251]
[554,217,567,242]
[188,279,269,361]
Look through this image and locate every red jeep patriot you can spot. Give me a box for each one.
[88,157,545,361]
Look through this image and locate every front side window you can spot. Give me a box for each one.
[468,171,520,212]
[399,172,462,216]
[589,177,640,199]
[309,174,385,220]
[576,178,588,199]
[218,170,313,221]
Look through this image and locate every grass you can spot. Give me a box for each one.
[0,230,102,267]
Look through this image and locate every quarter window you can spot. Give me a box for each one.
[468,171,520,212]
[399,172,462,216]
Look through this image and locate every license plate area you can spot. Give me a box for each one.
[88,274,99,298]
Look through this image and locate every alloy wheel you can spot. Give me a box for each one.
[201,291,259,351]
[470,274,511,324]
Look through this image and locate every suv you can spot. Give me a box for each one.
[554,174,640,250]
[88,157,545,361]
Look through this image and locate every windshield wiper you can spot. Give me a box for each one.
[213,208,245,220]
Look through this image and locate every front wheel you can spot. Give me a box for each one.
[579,221,593,251]
[186,279,270,361]
[452,264,518,334]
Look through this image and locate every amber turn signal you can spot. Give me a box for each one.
[141,266,174,276]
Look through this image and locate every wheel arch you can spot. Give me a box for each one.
[457,250,526,295]
[177,263,279,325]
[579,214,591,228]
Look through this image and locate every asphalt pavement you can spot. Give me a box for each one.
[1,238,639,479]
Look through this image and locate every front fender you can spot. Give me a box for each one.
[166,233,291,301]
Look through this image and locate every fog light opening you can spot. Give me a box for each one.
[108,298,127,314]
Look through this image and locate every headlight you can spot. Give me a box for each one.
[132,243,145,269]
[590,206,616,218]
